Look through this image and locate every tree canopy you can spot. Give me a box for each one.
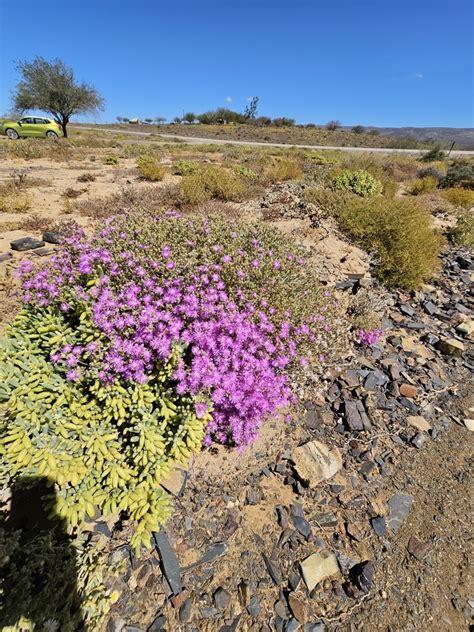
[13,57,104,137]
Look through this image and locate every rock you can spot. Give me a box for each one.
[42,230,63,244]
[436,338,465,357]
[32,247,53,257]
[10,237,45,251]
[147,616,166,632]
[160,467,187,497]
[407,415,431,432]
[300,551,340,592]
[275,599,289,619]
[213,587,231,611]
[387,495,414,533]
[124,627,144,632]
[343,400,364,431]
[292,515,312,540]
[407,535,430,560]
[262,553,282,585]
[463,419,474,432]
[345,560,374,597]
[153,530,182,595]
[286,619,301,632]
[422,333,440,346]
[179,598,192,623]
[313,512,338,528]
[304,625,325,632]
[288,593,307,623]
[109,545,131,564]
[182,541,227,571]
[456,320,474,337]
[292,440,342,488]
[0,252,13,263]
[247,595,261,618]
[411,432,426,448]
[370,516,387,538]
[399,383,417,399]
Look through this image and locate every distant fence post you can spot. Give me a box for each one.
[447,141,455,157]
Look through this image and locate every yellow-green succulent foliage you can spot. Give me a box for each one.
[331,169,383,197]
[0,307,209,555]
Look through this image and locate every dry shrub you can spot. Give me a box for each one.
[408,176,438,195]
[76,185,178,220]
[136,155,166,181]
[63,187,84,199]
[302,188,349,216]
[440,188,474,209]
[0,184,31,213]
[19,213,51,232]
[0,139,74,162]
[333,196,443,289]
[264,158,303,183]
[179,165,246,204]
[77,173,96,183]
[381,179,398,198]
[448,210,474,248]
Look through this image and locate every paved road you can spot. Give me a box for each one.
[74,126,474,156]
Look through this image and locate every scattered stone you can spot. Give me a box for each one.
[436,338,465,357]
[179,598,192,623]
[456,320,474,337]
[182,541,227,571]
[292,440,342,488]
[247,595,261,618]
[288,593,307,623]
[262,553,282,585]
[407,535,431,560]
[411,432,426,448]
[345,560,374,597]
[399,383,417,399]
[343,400,364,431]
[286,618,301,632]
[407,415,431,432]
[124,627,144,632]
[292,515,312,540]
[43,230,63,244]
[10,237,45,251]
[313,512,338,528]
[370,516,387,538]
[214,587,231,611]
[463,419,474,432]
[275,599,289,619]
[0,252,13,263]
[153,530,182,595]
[387,494,414,533]
[160,468,187,497]
[300,551,340,592]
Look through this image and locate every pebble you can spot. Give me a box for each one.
[387,494,414,532]
[153,530,182,595]
[247,595,261,618]
[292,440,342,488]
[411,432,426,448]
[370,516,387,538]
[407,415,431,432]
[292,515,312,540]
[399,383,417,398]
[300,551,340,592]
[213,587,231,611]
[262,553,282,585]
[407,535,431,560]
[436,338,465,357]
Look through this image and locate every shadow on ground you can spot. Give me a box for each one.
[0,476,84,631]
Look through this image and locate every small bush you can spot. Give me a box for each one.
[19,213,51,232]
[136,155,166,181]
[440,161,474,189]
[418,166,444,181]
[63,187,84,199]
[234,164,257,179]
[448,210,474,248]
[302,188,349,215]
[0,184,30,213]
[421,145,446,162]
[440,188,474,209]
[351,125,366,134]
[179,165,246,204]
[77,173,96,183]
[173,159,199,176]
[381,179,398,198]
[331,169,383,197]
[408,176,438,195]
[103,155,118,165]
[326,120,341,131]
[333,196,443,289]
[265,158,303,183]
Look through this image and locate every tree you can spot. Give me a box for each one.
[351,125,366,134]
[13,57,104,138]
[183,112,196,123]
[154,117,166,124]
[116,116,125,123]
[244,96,259,120]
[173,116,182,124]
[272,117,295,127]
[144,118,153,124]
[326,120,341,131]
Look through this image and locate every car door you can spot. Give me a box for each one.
[18,117,36,137]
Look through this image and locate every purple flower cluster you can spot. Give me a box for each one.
[357,328,383,346]
[18,221,331,447]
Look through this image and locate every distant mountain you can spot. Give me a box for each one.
[366,127,474,150]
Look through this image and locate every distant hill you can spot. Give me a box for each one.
[364,127,474,150]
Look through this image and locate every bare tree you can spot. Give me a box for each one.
[326,120,341,131]
[13,57,104,138]
[244,96,259,120]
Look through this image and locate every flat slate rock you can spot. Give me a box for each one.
[42,230,63,244]
[387,494,414,533]
[153,530,182,595]
[300,551,340,592]
[292,440,342,488]
[10,237,45,251]
[182,541,228,572]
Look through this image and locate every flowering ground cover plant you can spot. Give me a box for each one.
[0,210,345,551]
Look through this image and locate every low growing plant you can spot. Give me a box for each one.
[136,155,166,181]
[103,155,118,165]
[440,188,474,209]
[264,158,303,183]
[0,184,31,213]
[179,165,246,204]
[331,169,383,197]
[408,176,438,195]
[448,210,474,248]
[173,159,199,176]
[440,161,474,189]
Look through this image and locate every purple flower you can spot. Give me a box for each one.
[195,401,208,418]
[358,329,383,346]
[161,245,171,258]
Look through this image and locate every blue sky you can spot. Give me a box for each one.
[0,0,472,127]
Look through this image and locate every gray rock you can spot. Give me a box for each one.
[370,516,387,537]
[0,252,13,263]
[153,530,182,595]
[262,553,282,584]
[292,515,312,540]
[42,230,63,244]
[10,237,45,251]
[304,625,325,632]
[32,247,53,257]
[179,598,192,623]
[411,432,426,448]
[214,587,231,611]
[124,627,145,632]
[247,595,261,618]
[387,494,414,532]
[183,541,228,571]
[286,619,301,632]
[344,400,364,431]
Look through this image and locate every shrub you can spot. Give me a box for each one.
[351,125,366,134]
[440,188,474,209]
[331,169,383,197]
[440,161,474,189]
[265,158,303,183]
[381,179,398,198]
[179,165,246,204]
[333,197,443,288]
[19,213,51,232]
[103,155,118,165]
[0,184,30,213]
[326,120,341,131]
[1,212,344,555]
[234,164,257,179]
[421,145,446,162]
[302,188,349,216]
[448,210,474,248]
[136,155,166,181]
[77,172,96,183]
[408,176,438,195]
[173,159,199,176]
[418,166,444,181]
[272,117,296,127]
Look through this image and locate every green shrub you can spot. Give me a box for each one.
[440,161,474,189]
[331,169,383,197]
[351,125,366,134]
[265,158,303,182]
[420,145,446,162]
[173,159,199,175]
[179,165,246,204]
[103,155,118,165]
[234,164,257,179]
[408,176,438,195]
[302,187,349,215]
[448,210,474,248]
[381,179,398,198]
[332,196,443,288]
[440,188,474,209]
[136,155,166,181]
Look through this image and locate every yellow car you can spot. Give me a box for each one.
[1,117,63,140]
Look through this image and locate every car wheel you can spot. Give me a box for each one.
[46,131,58,139]
[5,128,19,140]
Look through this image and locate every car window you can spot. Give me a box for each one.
[34,118,48,124]
[20,118,34,124]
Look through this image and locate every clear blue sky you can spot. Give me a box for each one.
[0,0,472,127]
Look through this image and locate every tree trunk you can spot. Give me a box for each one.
[61,116,69,138]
